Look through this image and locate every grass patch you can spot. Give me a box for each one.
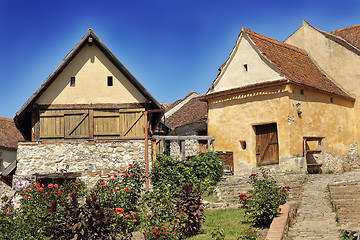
[187,208,252,240]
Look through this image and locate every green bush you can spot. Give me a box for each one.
[239,168,290,227]
[151,152,222,193]
[237,226,259,240]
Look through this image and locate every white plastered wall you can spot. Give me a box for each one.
[210,35,283,94]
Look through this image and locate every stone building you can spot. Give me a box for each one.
[204,22,360,174]
[14,29,163,187]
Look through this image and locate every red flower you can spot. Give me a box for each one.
[117,170,121,173]
[57,190,61,194]
[24,195,28,199]
[100,174,102,177]
[54,184,58,188]
[37,187,44,191]
[125,187,130,191]
[114,174,117,177]
[108,174,111,177]
[19,183,23,186]
[25,188,30,192]
[129,163,133,167]
[125,215,130,218]
[130,173,134,177]
[111,178,114,181]
[77,183,81,186]
[123,170,127,174]
[115,208,124,213]
[29,196,33,199]
[249,173,257,178]
[115,190,118,193]
[137,169,140,173]
[100,182,105,185]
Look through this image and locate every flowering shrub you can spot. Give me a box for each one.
[145,226,176,240]
[0,163,145,240]
[237,226,259,240]
[173,183,205,239]
[239,168,290,227]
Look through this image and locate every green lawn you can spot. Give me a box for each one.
[187,208,253,240]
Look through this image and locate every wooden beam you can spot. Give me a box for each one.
[152,135,215,141]
[89,109,94,139]
[34,103,149,110]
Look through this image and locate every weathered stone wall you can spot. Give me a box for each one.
[169,139,200,158]
[324,143,360,173]
[16,139,151,186]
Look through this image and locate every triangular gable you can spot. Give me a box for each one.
[15,29,163,138]
[207,27,352,100]
[207,30,284,94]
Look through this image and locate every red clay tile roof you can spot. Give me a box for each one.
[165,91,195,113]
[243,28,351,98]
[331,24,360,50]
[166,96,207,129]
[0,117,24,149]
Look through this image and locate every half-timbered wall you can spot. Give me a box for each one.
[37,108,145,140]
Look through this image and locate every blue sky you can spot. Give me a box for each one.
[0,0,359,118]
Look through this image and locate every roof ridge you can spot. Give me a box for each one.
[243,27,306,55]
[331,24,360,34]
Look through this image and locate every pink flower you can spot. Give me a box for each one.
[25,188,30,192]
[114,174,117,177]
[111,178,115,181]
[77,183,81,186]
[48,184,54,189]
[254,230,258,234]
[130,173,134,177]
[100,182,105,185]
[108,191,111,193]
[123,170,127,174]
[6,211,10,214]
[125,187,130,191]
[54,184,58,188]
[38,187,44,191]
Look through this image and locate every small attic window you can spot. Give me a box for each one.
[300,89,304,95]
[70,77,75,87]
[107,76,113,86]
[243,64,248,72]
[330,97,334,103]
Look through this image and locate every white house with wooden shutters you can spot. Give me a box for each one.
[13,29,163,186]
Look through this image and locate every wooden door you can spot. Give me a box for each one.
[255,123,279,165]
[64,110,89,138]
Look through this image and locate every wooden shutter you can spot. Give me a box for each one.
[39,110,65,139]
[255,123,279,165]
[64,110,89,138]
[93,109,120,138]
[119,109,145,138]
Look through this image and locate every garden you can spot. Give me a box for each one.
[0,153,290,239]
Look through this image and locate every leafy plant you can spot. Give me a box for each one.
[239,168,290,227]
[237,226,259,240]
[144,226,176,240]
[210,226,225,240]
[173,183,205,239]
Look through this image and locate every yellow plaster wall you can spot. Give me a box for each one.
[0,148,17,171]
[285,23,360,97]
[36,44,147,105]
[207,85,291,174]
[210,35,282,94]
[208,84,356,174]
[287,86,355,156]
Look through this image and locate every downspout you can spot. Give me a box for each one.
[144,110,149,191]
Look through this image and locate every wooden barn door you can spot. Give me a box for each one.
[64,110,89,139]
[255,123,279,165]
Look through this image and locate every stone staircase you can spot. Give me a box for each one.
[211,172,307,207]
[329,177,360,232]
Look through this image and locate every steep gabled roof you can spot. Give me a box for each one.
[166,94,207,130]
[331,24,360,50]
[207,27,351,99]
[244,27,351,98]
[304,21,360,57]
[0,117,24,149]
[15,29,163,139]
